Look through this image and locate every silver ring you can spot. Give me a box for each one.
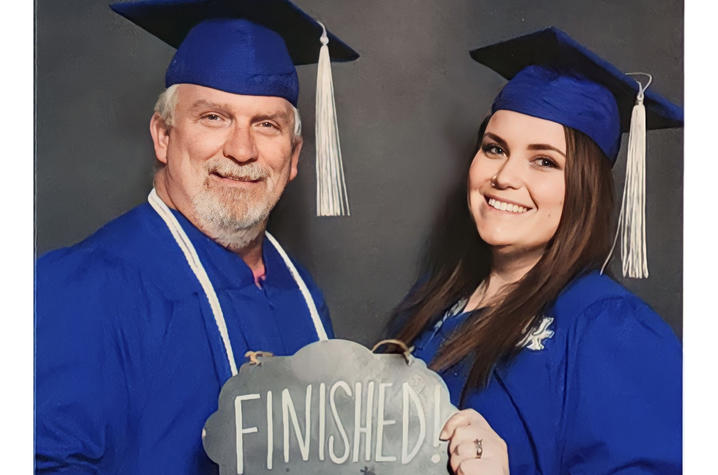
[474,438,483,459]
[490,175,498,187]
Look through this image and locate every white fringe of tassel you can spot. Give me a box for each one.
[315,22,350,216]
[601,74,652,279]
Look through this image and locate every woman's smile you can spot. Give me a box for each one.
[484,195,531,214]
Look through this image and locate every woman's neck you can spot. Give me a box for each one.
[465,247,542,311]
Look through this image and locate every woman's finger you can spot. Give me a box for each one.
[448,425,480,455]
[449,438,484,472]
[442,408,509,474]
[450,438,509,475]
[451,437,482,458]
[455,456,509,475]
[440,408,489,440]
[440,411,471,440]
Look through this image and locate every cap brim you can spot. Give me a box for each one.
[111,0,359,65]
[469,27,682,132]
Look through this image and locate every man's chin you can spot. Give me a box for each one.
[191,199,269,248]
[195,210,268,251]
[212,224,266,253]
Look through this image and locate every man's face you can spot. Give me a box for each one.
[151,84,301,248]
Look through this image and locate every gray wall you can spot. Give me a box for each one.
[36,0,684,343]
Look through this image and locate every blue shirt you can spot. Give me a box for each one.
[413,272,681,474]
[35,203,333,474]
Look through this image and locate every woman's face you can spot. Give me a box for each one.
[468,110,566,260]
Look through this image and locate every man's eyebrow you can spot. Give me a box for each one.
[188,101,291,121]
[189,99,230,112]
[527,143,566,157]
[253,111,292,122]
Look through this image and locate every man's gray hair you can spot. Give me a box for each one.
[153,84,302,139]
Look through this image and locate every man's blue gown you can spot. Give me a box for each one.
[413,272,681,474]
[35,203,333,473]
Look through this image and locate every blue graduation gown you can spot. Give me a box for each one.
[413,271,681,474]
[35,203,333,474]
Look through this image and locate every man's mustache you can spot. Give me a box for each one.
[206,160,269,181]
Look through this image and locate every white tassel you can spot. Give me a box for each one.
[601,74,651,279]
[315,22,350,216]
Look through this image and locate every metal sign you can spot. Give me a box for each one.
[203,339,457,474]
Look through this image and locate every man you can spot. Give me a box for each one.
[35,1,357,472]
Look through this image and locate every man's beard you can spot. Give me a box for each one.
[191,158,281,252]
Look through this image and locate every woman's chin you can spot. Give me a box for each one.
[476,227,522,249]
[482,239,549,264]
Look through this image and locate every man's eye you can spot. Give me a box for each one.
[258,121,277,129]
[199,113,226,124]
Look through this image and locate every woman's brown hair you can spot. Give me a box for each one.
[393,117,615,399]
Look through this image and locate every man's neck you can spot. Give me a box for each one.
[153,178,267,280]
[234,233,266,280]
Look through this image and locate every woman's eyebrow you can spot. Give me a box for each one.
[483,132,509,151]
[527,143,566,157]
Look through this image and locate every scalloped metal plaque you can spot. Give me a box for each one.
[202,339,457,474]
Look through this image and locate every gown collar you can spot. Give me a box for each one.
[165,205,298,291]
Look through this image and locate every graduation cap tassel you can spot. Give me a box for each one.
[601,75,652,278]
[315,22,350,216]
[617,75,651,278]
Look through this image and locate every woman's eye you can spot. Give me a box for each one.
[482,143,505,156]
[534,157,558,168]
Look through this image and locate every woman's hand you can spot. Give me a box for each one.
[440,409,509,475]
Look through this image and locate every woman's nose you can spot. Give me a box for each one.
[491,156,522,189]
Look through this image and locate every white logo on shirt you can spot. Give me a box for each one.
[518,316,555,351]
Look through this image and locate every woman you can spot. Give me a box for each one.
[393,28,682,474]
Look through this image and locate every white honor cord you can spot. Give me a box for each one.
[148,189,239,376]
[147,189,328,377]
[264,231,328,341]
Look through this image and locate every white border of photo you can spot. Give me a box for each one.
[684,0,717,473]
[1,1,33,472]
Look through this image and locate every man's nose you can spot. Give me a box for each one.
[492,156,523,189]
[223,126,258,163]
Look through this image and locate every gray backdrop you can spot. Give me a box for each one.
[36,0,684,342]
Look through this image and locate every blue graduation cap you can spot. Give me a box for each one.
[470,27,682,162]
[110,0,359,216]
[469,27,684,279]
